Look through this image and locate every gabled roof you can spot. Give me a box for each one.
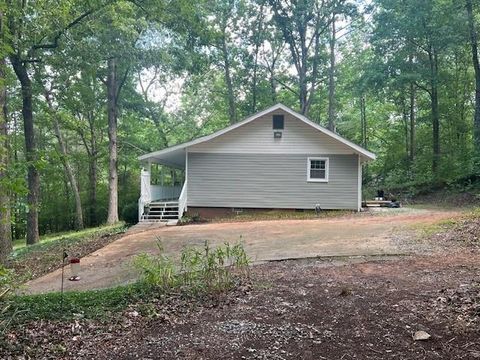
[139,103,376,162]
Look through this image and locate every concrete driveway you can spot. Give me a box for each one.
[25,208,457,294]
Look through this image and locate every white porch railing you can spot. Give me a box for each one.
[178,180,187,219]
[138,167,186,222]
[150,184,182,201]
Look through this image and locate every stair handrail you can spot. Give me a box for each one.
[138,197,143,222]
[178,180,187,219]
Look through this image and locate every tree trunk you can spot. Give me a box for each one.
[221,34,237,124]
[106,57,119,224]
[401,96,409,158]
[429,48,440,175]
[409,82,416,163]
[360,95,368,181]
[57,137,83,229]
[466,0,480,162]
[431,87,440,174]
[299,64,308,114]
[78,113,98,227]
[251,45,259,113]
[0,53,12,263]
[269,75,277,102]
[84,112,98,227]
[10,55,40,245]
[327,14,336,131]
[360,95,367,148]
[45,91,84,230]
[251,4,264,113]
[88,154,97,226]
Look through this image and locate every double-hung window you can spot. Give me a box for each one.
[307,157,329,182]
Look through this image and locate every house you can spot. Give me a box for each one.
[137,103,376,222]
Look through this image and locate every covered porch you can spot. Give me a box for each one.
[138,147,187,222]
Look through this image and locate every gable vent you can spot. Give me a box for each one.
[273,114,284,130]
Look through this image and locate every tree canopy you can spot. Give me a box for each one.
[1,0,479,260]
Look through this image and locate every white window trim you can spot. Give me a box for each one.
[307,157,329,182]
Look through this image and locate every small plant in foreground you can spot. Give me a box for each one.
[0,266,19,334]
[134,240,250,295]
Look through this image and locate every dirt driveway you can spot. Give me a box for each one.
[25,208,458,294]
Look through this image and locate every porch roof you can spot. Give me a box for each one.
[140,147,186,169]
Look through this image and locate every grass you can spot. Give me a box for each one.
[413,206,480,239]
[415,219,457,238]
[5,282,154,325]
[12,223,127,254]
[8,222,127,281]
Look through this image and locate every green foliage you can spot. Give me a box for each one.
[6,282,153,325]
[121,202,138,225]
[178,212,201,225]
[134,240,250,295]
[8,223,126,282]
[0,266,18,334]
[11,223,126,257]
[1,241,250,328]
[3,0,480,247]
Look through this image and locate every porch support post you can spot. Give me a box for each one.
[141,166,152,203]
[139,164,152,222]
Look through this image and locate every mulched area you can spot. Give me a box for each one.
[3,250,480,359]
[410,190,480,208]
[429,216,480,248]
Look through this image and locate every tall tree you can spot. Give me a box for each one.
[5,0,106,244]
[372,0,461,176]
[466,0,480,163]
[8,52,39,245]
[409,81,416,162]
[106,57,119,224]
[0,7,12,263]
[207,0,240,124]
[327,11,337,130]
[43,87,84,230]
[268,0,335,114]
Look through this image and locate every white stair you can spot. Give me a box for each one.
[141,201,179,222]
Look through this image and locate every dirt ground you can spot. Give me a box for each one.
[5,207,480,359]
[8,250,480,359]
[106,252,480,360]
[25,208,459,294]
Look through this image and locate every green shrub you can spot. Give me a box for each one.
[121,202,139,225]
[134,240,250,295]
[178,213,201,225]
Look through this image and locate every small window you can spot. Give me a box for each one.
[307,157,329,182]
[273,114,284,130]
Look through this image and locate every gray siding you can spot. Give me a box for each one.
[188,109,356,155]
[187,153,359,210]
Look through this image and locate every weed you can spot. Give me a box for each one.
[134,240,250,295]
[178,213,202,225]
[0,266,21,334]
